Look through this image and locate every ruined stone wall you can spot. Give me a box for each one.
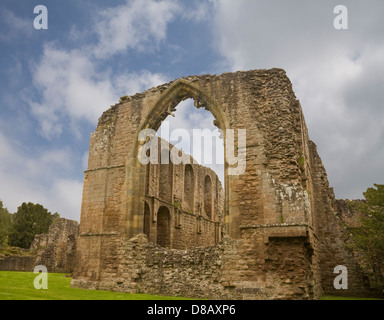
[334,199,365,228]
[308,142,375,297]
[0,254,36,272]
[72,234,318,300]
[0,218,78,273]
[78,69,313,238]
[333,199,381,296]
[73,69,331,299]
[143,138,224,249]
[32,218,79,273]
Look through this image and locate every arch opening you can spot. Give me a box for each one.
[129,79,232,244]
[142,96,225,248]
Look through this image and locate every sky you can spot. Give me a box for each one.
[0,0,383,222]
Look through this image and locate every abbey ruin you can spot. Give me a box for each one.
[70,69,375,299]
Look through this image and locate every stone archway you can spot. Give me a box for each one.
[124,79,232,240]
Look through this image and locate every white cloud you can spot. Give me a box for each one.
[0,130,83,220]
[29,44,167,139]
[48,179,83,221]
[93,0,180,58]
[29,45,114,138]
[181,1,213,22]
[2,0,185,220]
[28,0,179,139]
[0,8,33,41]
[28,0,228,140]
[158,99,225,184]
[211,0,384,198]
[115,71,168,96]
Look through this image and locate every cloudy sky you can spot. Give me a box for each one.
[0,0,383,221]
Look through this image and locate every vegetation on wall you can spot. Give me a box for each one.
[349,184,384,292]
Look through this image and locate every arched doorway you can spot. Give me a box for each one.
[156,206,170,248]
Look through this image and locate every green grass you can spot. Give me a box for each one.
[0,271,191,300]
[1,272,382,301]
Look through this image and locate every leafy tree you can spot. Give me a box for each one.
[0,201,12,246]
[350,184,384,291]
[8,202,58,249]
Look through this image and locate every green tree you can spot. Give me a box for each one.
[0,201,12,247]
[350,184,384,291]
[8,202,58,249]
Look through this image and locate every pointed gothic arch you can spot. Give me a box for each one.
[126,79,232,239]
[140,79,229,133]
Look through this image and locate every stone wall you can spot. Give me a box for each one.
[308,142,376,297]
[73,68,327,299]
[334,199,365,228]
[143,137,224,249]
[0,218,79,273]
[31,218,79,273]
[333,199,381,296]
[78,69,313,239]
[0,254,36,272]
[72,233,318,300]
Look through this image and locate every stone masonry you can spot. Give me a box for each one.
[0,218,78,273]
[144,137,224,250]
[31,218,79,273]
[71,68,375,299]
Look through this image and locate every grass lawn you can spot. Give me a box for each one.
[1,271,382,301]
[0,271,192,300]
